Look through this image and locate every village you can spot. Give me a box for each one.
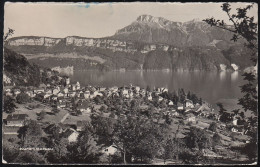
[2,76,252,162]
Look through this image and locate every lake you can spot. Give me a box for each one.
[70,70,245,105]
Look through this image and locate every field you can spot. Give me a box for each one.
[3,101,68,124]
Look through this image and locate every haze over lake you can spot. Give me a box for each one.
[70,70,244,104]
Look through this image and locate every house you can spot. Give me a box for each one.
[57,101,66,109]
[177,102,184,110]
[110,86,118,92]
[52,88,59,95]
[99,87,106,92]
[84,91,90,99]
[129,91,134,98]
[57,92,64,97]
[39,83,47,89]
[168,100,174,106]
[25,91,35,98]
[135,86,140,92]
[186,113,196,122]
[102,145,118,155]
[148,94,153,101]
[51,95,58,101]
[162,88,168,93]
[196,103,211,113]
[66,78,70,85]
[185,99,194,108]
[62,128,79,143]
[158,96,163,102]
[76,81,80,90]
[202,149,222,158]
[233,117,238,126]
[34,88,45,94]
[71,84,76,91]
[69,91,76,97]
[5,89,13,96]
[35,92,49,101]
[150,45,156,50]
[76,121,88,131]
[122,89,129,96]
[6,114,28,127]
[13,89,21,96]
[77,106,91,115]
[63,87,69,94]
[187,116,196,122]
[231,126,245,135]
[45,89,52,94]
[172,111,179,116]
[5,91,13,97]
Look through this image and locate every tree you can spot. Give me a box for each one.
[13,150,47,164]
[67,129,104,163]
[3,139,20,163]
[91,115,115,146]
[4,28,15,42]
[3,95,17,113]
[203,3,257,119]
[46,138,69,163]
[146,85,151,92]
[18,120,44,147]
[212,133,221,148]
[208,122,217,132]
[113,115,169,164]
[204,4,258,161]
[16,92,31,104]
[185,127,212,151]
[38,110,46,120]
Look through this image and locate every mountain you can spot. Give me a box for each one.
[112,14,239,47]
[3,48,41,86]
[4,15,253,71]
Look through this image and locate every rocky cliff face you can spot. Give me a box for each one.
[113,15,238,47]
[5,15,252,71]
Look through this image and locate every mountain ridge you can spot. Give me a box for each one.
[5,15,252,72]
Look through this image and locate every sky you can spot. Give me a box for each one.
[4,2,258,38]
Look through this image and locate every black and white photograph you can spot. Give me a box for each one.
[2,1,258,165]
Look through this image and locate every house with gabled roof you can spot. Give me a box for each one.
[57,101,66,109]
[6,114,28,127]
[177,102,184,111]
[13,89,21,96]
[185,99,194,109]
[62,128,79,143]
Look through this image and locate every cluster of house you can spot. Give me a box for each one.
[4,77,249,147]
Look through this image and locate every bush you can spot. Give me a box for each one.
[187,121,192,126]
[208,122,217,132]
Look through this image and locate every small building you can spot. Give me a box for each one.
[35,92,49,101]
[6,114,28,127]
[185,99,194,108]
[57,92,64,97]
[57,101,66,109]
[135,86,140,92]
[13,89,21,96]
[177,102,184,110]
[84,91,90,99]
[168,100,174,106]
[25,91,35,98]
[196,103,211,113]
[62,128,79,143]
[34,88,45,94]
[158,96,163,102]
[102,145,118,155]
[52,88,59,95]
[76,121,88,131]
